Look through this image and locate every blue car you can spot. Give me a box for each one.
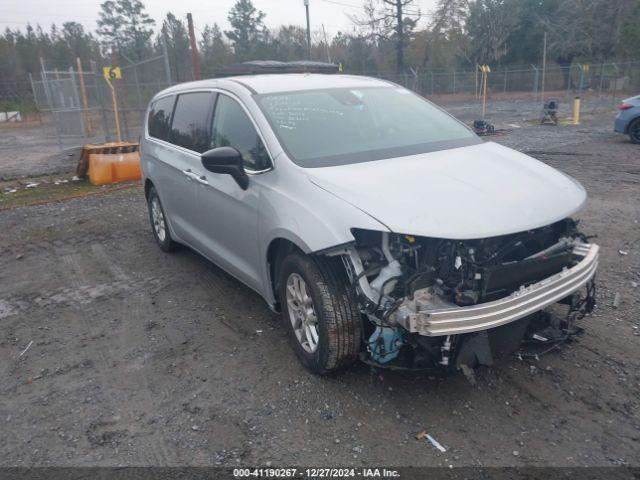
[614,94,640,144]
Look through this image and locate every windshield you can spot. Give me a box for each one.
[256,86,480,167]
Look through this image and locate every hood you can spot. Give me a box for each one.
[307,141,587,240]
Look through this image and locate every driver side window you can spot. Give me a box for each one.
[211,94,271,171]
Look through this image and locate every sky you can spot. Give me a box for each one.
[0,0,438,39]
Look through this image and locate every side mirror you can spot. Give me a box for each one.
[201,146,249,190]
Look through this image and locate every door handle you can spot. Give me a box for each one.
[195,175,209,186]
[183,169,208,185]
[182,169,198,181]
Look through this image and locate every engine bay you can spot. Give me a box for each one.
[336,218,597,372]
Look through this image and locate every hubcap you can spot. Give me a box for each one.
[151,197,166,242]
[631,123,640,142]
[286,273,319,353]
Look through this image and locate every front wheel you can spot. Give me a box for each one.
[629,118,640,144]
[278,252,362,374]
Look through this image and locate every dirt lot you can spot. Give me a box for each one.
[0,111,639,468]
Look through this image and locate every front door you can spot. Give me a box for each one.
[193,93,273,293]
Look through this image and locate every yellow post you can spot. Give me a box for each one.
[572,96,581,125]
[481,65,490,118]
[105,77,122,142]
[76,57,93,136]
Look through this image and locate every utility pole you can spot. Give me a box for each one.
[395,0,404,75]
[541,31,547,102]
[187,13,201,80]
[304,0,311,60]
[322,24,331,63]
[161,33,172,85]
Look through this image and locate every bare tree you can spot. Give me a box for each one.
[431,0,470,37]
[351,0,420,74]
[428,0,472,68]
[466,0,518,64]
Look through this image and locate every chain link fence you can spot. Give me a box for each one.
[3,57,640,158]
[377,61,640,106]
[27,52,172,152]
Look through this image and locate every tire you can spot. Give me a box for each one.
[278,252,362,374]
[629,118,640,144]
[146,186,178,252]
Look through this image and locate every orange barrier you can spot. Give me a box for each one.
[76,142,141,186]
[89,151,141,186]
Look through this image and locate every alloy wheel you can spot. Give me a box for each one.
[631,121,640,143]
[151,196,166,242]
[286,273,319,353]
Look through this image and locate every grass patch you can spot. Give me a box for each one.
[0,179,141,210]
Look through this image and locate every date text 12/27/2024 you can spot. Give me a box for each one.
[233,468,401,478]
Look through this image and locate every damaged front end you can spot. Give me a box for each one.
[330,219,598,373]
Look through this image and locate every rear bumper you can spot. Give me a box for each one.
[614,115,628,134]
[395,242,599,337]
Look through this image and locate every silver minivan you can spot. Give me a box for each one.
[140,74,598,375]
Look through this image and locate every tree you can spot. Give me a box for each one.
[270,25,308,61]
[60,22,98,63]
[427,0,472,69]
[541,0,638,62]
[225,0,267,61]
[161,13,191,82]
[97,0,155,61]
[431,0,470,37]
[620,0,640,58]
[200,23,232,77]
[352,0,420,74]
[466,0,518,64]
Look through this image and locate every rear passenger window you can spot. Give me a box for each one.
[211,94,271,171]
[147,95,175,141]
[169,92,213,153]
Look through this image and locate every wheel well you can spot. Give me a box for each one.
[144,179,154,199]
[267,238,304,310]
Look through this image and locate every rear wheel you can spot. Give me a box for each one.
[278,252,361,374]
[147,186,177,252]
[629,118,640,144]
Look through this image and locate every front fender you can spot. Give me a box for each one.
[256,169,388,306]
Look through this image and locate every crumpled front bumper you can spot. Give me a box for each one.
[394,242,599,337]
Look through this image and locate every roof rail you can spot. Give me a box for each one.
[217,60,339,77]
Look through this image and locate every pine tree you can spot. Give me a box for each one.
[200,23,232,76]
[161,13,191,82]
[97,0,154,61]
[225,0,267,61]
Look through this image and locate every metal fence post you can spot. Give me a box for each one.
[577,64,585,97]
[532,65,539,101]
[69,66,87,140]
[503,68,508,93]
[611,62,619,105]
[132,64,143,110]
[452,69,456,94]
[28,72,39,110]
[162,35,172,86]
[430,71,434,96]
[40,60,64,152]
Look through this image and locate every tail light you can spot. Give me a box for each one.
[618,103,633,110]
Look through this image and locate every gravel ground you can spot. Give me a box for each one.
[0,110,638,467]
